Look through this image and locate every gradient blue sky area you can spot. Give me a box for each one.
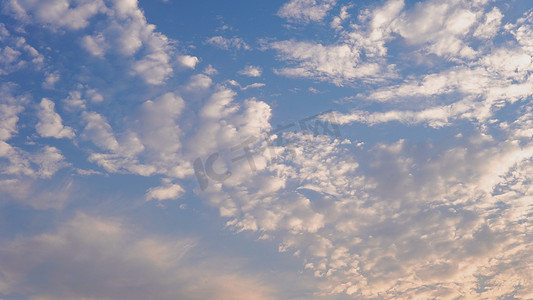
[1,0,532,299]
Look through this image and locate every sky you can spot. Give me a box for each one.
[0,0,532,299]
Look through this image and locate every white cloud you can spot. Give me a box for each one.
[81,92,192,178]
[197,127,533,298]
[473,6,503,39]
[204,64,218,75]
[271,40,389,85]
[0,27,44,75]
[145,179,185,201]
[225,80,265,90]
[81,33,106,57]
[238,65,262,77]
[0,98,24,141]
[82,111,120,152]
[330,4,351,30]
[182,73,212,92]
[3,0,105,29]
[178,55,199,69]
[36,98,75,139]
[6,0,177,85]
[0,46,22,75]
[139,92,184,158]
[207,36,250,50]
[188,87,272,162]
[42,71,60,89]
[277,0,337,23]
[86,88,103,103]
[242,83,266,90]
[32,145,69,178]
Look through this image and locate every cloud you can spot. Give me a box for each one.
[82,109,154,176]
[36,98,75,139]
[238,65,262,77]
[32,145,69,178]
[270,0,508,85]
[138,92,184,160]
[177,55,199,69]
[81,92,191,178]
[226,80,265,90]
[5,0,177,85]
[182,73,212,92]
[277,0,337,23]
[145,179,185,201]
[328,6,533,127]
[3,0,105,30]
[330,4,351,30]
[1,1,532,299]
[271,40,390,85]
[82,111,120,152]
[0,25,44,75]
[42,71,60,89]
[242,83,266,90]
[81,33,106,57]
[473,6,503,39]
[207,36,250,50]
[0,213,277,300]
[387,0,487,59]
[197,127,533,298]
[189,86,272,159]
[0,91,25,141]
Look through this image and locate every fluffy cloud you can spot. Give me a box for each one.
[271,0,508,84]
[177,55,199,69]
[0,93,25,141]
[145,179,185,201]
[238,65,262,77]
[271,40,387,85]
[277,0,337,23]
[4,0,177,85]
[36,98,75,139]
[197,126,533,298]
[207,36,250,50]
[0,24,44,75]
[3,0,105,29]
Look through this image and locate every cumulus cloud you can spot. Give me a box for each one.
[271,40,390,85]
[82,111,120,152]
[42,71,60,89]
[36,98,75,139]
[32,145,69,178]
[5,0,177,85]
[270,0,509,84]
[0,25,44,75]
[3,0,105,29]
[207,36,250,50]
[177,55,199,69]
[238,65,262,77]
[0,92,25,141]
[81,92,191,178]
[197,126,533,298]
[277,0,337,23]
[145,179,185,201]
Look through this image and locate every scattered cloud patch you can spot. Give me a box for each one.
[207,36,251,50]
[238,65,262,77]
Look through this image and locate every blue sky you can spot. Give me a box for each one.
[0,0,533,299]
